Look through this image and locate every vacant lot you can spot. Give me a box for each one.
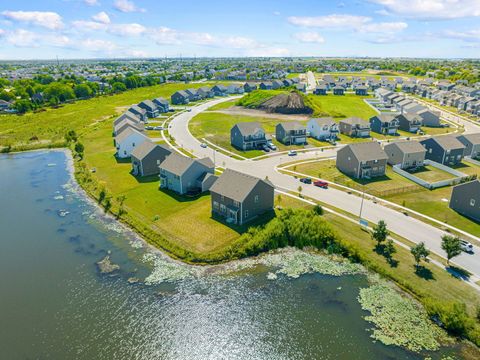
[306,94,378,119]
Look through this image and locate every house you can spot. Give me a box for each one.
[307,117,339,141]
[231,122,268,150]
[159,153,215,195]
[333,86,345,95]
[185,88,200,101]
[449,180,480,222]
[171,90,190,105]
[385,93,402,105]
[128,105,147,121]
[402,102,426,115]
[437,81,455,91]
[336,142,388,179]
[416,109,441,127]
[211,85,228,96]
[369,114,399,135]
[114,127,149,158]
[296,83,307,92]
[244,82,258,93]
[420,135,466,166]
[355,85,368,96]
[226,84,244,94]
[131,141,171,176]
[457,133,480,159]
[339,117,371,138]
[0,99,11,110]
[314,85,328,95]
[384,141,426,169]
[396,99,413,112]
[197,86,214,99]
[113,118,145,137]
[272,80,284,90]
[113,111,141,128]
[138,100,159,118]
[395,113,422,133]
[375,88,393,102]
[210,169,274,225]
[275,122,307,145]
[283,79,294,87]
[259,82,273,90]
[152,97,170,112]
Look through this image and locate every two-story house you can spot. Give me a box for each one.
[339,117,371,138]
[384,140,426,169]
[457,133,480,159]
[114,127,149,158]
[307,117,339,141]
[369,114,400,135]
[420,135,466,166]
[131,141,171,177]
[231,122,268,150]
[395,113,422,133]
[449,180,480,222]
[275,122,307,145]
[138,100,159,118]
[336,142,388,179]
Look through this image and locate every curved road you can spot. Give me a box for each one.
[168,97,480,279]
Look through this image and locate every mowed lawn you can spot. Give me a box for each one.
[82,121,254,254]
[0,82,223,150]
[291,159,420,197]
[307,94,378,119]
[189,112,331,158]
[409,165,457,183]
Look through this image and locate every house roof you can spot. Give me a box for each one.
[210,168,273,202]
[277,122,306,131]
[139,99,157,110]
[234,122,265,136]
[345,142,388,162]
[426,135,466,150]
[458,133,480,145]
[131,140,171,161]
[386,140,426,154]
[113,111,140,126]
[310,117,336,126]
[371,114,398,124]
[340,117,369,127]
[160,153,213,176]
[452,179,480,193]
[395,113,422,123]
[129,104,146,114]
[115,127,146,144]
[153,97,168,105]
[114,118,143,133]
[174,90,189,97]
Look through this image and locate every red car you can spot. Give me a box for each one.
[313,180,329,189]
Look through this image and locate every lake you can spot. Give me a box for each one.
[0,150,462,359]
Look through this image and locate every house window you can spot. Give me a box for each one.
[429,148,432,154]
[471,199,476,207]
[221,195,225,201]
[245,210,249,218]
[132,142,135,147]
[457,155,461,160]
[124,150,127,155]
[233,200,240,208]
[213,201,219,209]
[254,195,259,203]
[220,204,226,213]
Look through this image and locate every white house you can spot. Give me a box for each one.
[307,117,339,141]
[114,127,149,158]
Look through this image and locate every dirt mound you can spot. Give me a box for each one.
[259,91,313,115]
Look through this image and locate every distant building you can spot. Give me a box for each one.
[314,85,327,95]
[355,85,368,96]
[339,117,371,138]
[457,133,480,159]
[152,97,170,112]
[244,82,258,93]
[449,180,480,222]
[333,86,345,95]
[307,117,339,141]
[128,105,147,121]
[171,90,190,105]
[138,100,159,118]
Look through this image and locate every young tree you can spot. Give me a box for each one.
[74,142,84,159]
[383,239,396,261]
[372,220,389,245]
[441,235,462,265]
[410,242,430,268]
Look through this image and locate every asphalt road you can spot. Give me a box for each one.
[168,97,480,279]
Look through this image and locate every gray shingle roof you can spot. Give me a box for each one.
[428,135,466,150]
[131,140,171,161]
[386,140,426,154]
[346,142,388,162]
[277,122,306,131]
[210,169,273,202]
[340,117,369,127]
[234,122,265,136]
[310,117,335,126]
[371,114,397,124]
[458,133,480,145]
[160,153,213,176]
[114,127,146,144]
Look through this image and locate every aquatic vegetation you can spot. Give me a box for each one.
[143,253,199,284]
[358,281,447,352]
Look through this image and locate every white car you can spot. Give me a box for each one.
[460,240,474,253]
[200,143,208,148]
[267,142,277,150]
[288,150,297,156]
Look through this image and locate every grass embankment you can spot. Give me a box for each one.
[236,89,289,108]
[291,159,480,234]
[0,82,222,152]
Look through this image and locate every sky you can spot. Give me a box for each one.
[0,0,479,60]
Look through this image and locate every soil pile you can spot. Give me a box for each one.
[258,91,313,115]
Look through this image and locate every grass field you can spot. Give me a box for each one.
[409,165,457,182]
[306,94,378,119]
[0,82,224,151]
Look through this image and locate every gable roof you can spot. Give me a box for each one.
[131,140,171,161]
[371,114,398,124]
[426,135,466,150]
[113,111,140,126]
[277,121,306,131]
[234,122,265,136]
[160,153,213,176]
[210,168,273,202]
[345,142,388,162]
[386,140,426,154]
[340,117,369,127]
[310,117,336,126]
[139,99,157,110]
[458,133,480,145]
[153,97,169,105]
[115,127,146,144]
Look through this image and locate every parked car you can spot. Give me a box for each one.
[313,180,329,189]
[200,143,208,148]
[153,126,163,130]
[300,178,312,184]
[145,126,154,130]
[288,150,297,156]
[460,240,474,253]
[262,144,270,152]
[267,142,277,150]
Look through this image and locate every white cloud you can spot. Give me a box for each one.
[92,11,110,24]
[72,20,107,31]
[443,29,480,42]
[81,38,118,52]
[113,0,145,13]
[0,29,5,37]
[125,49,148,57]
[288,14,370,29]
[369,0,480,19]
[150,27,180,45]
[5,29,38,47]
[293,31,325,43]
[84,0,99,6]
[108,23,146,36]
[2,10,63,30]
[224,36,258,48]
[359,22,408,33]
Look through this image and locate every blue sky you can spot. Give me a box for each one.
[0,0,479,59]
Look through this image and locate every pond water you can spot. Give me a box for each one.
[0,151,463,359]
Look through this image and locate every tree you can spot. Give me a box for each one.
[74,83,93,99]
[410,242,430,268]
[372,220,389,245]
[112,82,126,93]
[441,235,462,265]
[74,142,84,159]
[13,99,33,114]
[383,239,396,261]
[65,130,78,143]
[313,204,323,216]
[44,82,75,103]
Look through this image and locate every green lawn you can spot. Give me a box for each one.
[306,94,378,119]
[291,159,420,197]
[0,82,225,151]
[207,99,239,111]
[409,165,457,182]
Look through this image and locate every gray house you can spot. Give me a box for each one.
[457,133,480,159]
[333,86,345,95]
[384,141,426,169]
[185,88,200,101]
[212,85,228,96]
[244,82,258,93]
[171,90,190,105]
[449,180,480,222]
[131,141,171,177]
[339,117,371,138]
[210,169,274,225]
[396,113,422,133]
[416,109,441,127]
[152,97,170,112]
[314,85,328,95]
[159,153,215,195]
[138,100,159,118]
[420,135,466,166]
[231,122,268,150]
[369,114,399,135]
[355,85,368,96]
[128,105,147,121]
[113,111,141,128]
[259,82,273,90]
[275,122,307,145]
[113,118,145,137]
[197,86,214,99]
[336,142,388,179]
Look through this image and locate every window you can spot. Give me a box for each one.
[471,199,476,207]
[429,148,432,154]
[213,201,219,209]
[132,142,135,147]
[245,210,249,218]
[220,204,226,213]
[233,200,240,208]
[124,150,127,155]
[254,195,259,203]
[221,195,225,201]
